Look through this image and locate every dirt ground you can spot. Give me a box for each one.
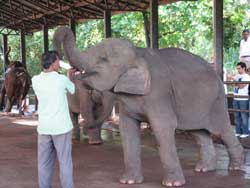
[0,115,250,188]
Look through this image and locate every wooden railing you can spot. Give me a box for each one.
[224,81,250,113]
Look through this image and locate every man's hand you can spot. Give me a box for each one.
[67,68,78,82]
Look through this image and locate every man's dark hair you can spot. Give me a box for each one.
[243,29,249,33]
[237,62,247,70]
[41,51,59,69]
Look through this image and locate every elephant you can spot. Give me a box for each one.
[53,26,244,187]
[67,78,116,144]
[0,47,31,114]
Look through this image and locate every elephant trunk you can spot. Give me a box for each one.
[53,26,89,71]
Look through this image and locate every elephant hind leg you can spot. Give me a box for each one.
[221,127,244,170]
[192,130,216,172]
[210,97,244,170]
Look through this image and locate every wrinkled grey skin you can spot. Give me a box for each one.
[67,79,115,144]
[53,27,243,187]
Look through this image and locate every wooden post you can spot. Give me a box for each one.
[69,19,76,38]
[150,0,159,49]
[104,10,112,38]
[43,25,49,53]
[2,34,8,72]
[20,30,26,68]
[213,0,223,79]
[142,11,151,48]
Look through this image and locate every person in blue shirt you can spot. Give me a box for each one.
[233,62,250,138]
[32,51,76,188]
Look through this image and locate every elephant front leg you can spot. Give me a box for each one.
[70,112,80,140]
[5,97,14,112]
[150,114,185,187]
[119,113,143,184]
[18,97,26,115]
[86,126,103,145]
[0,86,6,110]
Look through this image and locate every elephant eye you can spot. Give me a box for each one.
[98,57,107,63]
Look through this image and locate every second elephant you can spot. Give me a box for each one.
[68,79,115,144]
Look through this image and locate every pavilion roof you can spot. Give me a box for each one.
[0,0,196,34]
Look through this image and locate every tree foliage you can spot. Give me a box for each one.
[0,0,250,77]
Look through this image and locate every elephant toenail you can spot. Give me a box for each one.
[166,182,173,186]
[127,180,135,184]
[174,181,182,186]
[119,179,126,184]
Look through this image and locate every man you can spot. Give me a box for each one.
[239,29,250,69]
[32,51,76,188]
[233,62,250,138]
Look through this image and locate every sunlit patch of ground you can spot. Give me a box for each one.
[12,119,38,127]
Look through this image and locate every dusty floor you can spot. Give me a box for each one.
[0,115,250,188]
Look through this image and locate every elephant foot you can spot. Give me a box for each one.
[119,172,144,184]
[162,170,186,187]
[72,134,80,141]
[72,128,81,141]
[86,127,103,145]
[162,177,185,187]
[228,159,244,171]
[228,145,244,171]
[195,155,216,172]
[162,180,185,187]
[19,111,24,116]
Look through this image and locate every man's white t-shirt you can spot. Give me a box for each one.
[239,38,250,58]
[234,73,250,100]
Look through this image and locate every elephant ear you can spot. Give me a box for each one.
[114,58,151,95]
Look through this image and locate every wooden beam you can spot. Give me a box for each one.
[213,0,223,79]
[43,25,49,53]
[69,19,76,38]
[150,0,159,49]
[3,34,8,71]
[142,11,150,48]
[0,0,197,33]
[2,1,97,29]
[104,10,112,38]
[0,4,44,26]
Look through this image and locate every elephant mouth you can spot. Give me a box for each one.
[79,71,97,78]
[73,69,98,80]
[70,66,96,77]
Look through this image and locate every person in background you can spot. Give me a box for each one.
[233,62,250,138]
[239,29,250,69]
[32,51,76,188]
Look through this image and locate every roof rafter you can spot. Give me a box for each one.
[0,0,197,33]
